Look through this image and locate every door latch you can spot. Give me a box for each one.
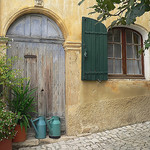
[84,51,88,58]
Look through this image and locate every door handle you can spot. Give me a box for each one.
[84,51,88,58]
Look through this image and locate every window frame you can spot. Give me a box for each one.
[108,27,144,79]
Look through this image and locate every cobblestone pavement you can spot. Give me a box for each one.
[19,121,150,150]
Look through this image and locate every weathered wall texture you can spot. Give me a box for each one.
[67,80,150,135]
[0,0,150,135]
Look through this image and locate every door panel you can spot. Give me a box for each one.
[7,14,66,132]
[7,14,63,39]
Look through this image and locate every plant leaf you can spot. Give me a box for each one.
[78,0,85,6]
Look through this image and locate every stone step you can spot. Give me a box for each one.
[12,128,78,150]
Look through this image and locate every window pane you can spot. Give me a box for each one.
[126,45,133,58]
[134,45,141,59]
[115,59,122,74]
[127,60,134,74]
[108,30,113,42]
[133,32,141,44]
[139,60,142,74]
[134,60,142,74]
[114,29,121,42]
[114,44,121,58]
[108,59,113,73]
[126,30,132,43]
[108,44,113,57]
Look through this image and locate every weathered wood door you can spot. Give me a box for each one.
[6,14,65,131]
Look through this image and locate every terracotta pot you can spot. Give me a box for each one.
[0,138,12,150]
[12,124,26,142]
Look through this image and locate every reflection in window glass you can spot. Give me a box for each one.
[133,32,140,44]
[126,45,133,58]
[115,60,122,74]
[134,46,140,59]
[114,44,121,58]
[108,44,113,57]
[127,60,134,74]
[134,60,142,74]
[114,29,121,42]
[126,30,132,43]
[108,59,113,73]
[108,30,113,42]
[139,60,142,74]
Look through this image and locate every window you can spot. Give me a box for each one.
[108,28,144,78]
[82,17,145,81]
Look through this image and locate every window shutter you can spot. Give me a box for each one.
[82,17,108,81]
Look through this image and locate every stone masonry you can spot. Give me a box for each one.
[15,121,150,150]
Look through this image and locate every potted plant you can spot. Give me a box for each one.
[0,38,35,141]
[0,38,31,143]
[9,80,37,142]
[0,99,19,150]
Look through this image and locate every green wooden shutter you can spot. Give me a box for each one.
[82,17,108,81]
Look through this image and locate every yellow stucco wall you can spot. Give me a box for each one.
[0,0,150,135]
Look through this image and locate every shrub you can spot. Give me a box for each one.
[0,99,19,141]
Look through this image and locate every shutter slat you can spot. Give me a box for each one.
[82,17,108,81]
[91,18,95,80]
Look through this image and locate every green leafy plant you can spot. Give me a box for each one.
[78,0,150,50]
[0,99,20,141]
[145,32,150,50]
[9,80,37,131]
[79,0,150,25]
[0,41,26,99]
[0,37,26,141]
[0,37,34,133]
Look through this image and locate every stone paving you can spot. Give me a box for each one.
[18,121,150,150]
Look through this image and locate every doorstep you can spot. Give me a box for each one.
[12,128,88,150]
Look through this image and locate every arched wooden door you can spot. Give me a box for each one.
[6,14,66,132]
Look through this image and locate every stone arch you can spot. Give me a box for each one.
[3,7,68,40]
